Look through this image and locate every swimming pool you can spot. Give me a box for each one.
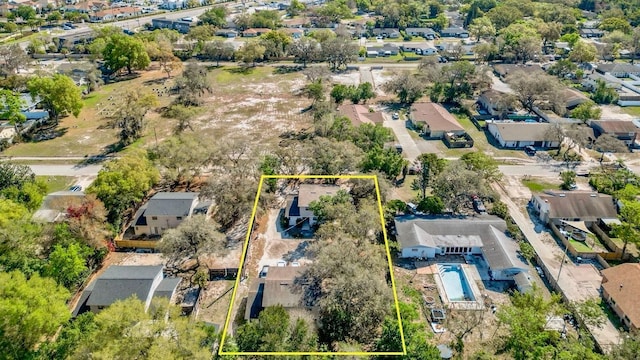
[438,264,475,302]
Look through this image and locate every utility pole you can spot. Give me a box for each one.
[556,234,570,285]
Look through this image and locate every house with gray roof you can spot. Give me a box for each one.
[285,184,340,226]
[133,192,210,236]
[394,216,529,281]
[245,266,313,320]
[73,265,181,315]
[595,63,640,78]
[530,191,618,225]
[487,122,560,149]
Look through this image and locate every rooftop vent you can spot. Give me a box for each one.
[559,193,566,197]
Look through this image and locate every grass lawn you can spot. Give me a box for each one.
[521,179,560,192]
[621,106,640,117]
[363,54,405,63]
[394,175,419,202]
[598,298,624,330]
[37,175,75,193]
[568,239,593,252]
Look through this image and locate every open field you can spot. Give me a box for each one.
[521,178,560,192]
[1,64,312,158]
[37,175,75,193]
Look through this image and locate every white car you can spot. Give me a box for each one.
[535,266,545,278]
[291,262,300,267]
[277,261,286,267]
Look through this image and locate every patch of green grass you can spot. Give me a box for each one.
[598,298,624,329]
[568,239,593,252]
[213,66,272,84]
[363,54,405,63]
[82,83,117,108]
[621,106,640,117]
[521,179,560,192]
[37,176,75,193]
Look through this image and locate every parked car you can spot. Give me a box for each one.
[472,196,486,214]
[392,112,399,120]
[568,183,578,190]
[291,262,300,267]
[277,261,286,267]
[535,266,545,278]
[69,185,82,191]
[524,146,537,156]
[259,265,269,278]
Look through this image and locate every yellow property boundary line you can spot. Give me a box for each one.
[218,174,407,356]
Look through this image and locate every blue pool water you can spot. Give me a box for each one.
[439,264,475,302]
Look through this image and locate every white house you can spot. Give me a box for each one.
[395,216,529,281]
[285,184,340,226]
[487,122,560,149]
[530,191,618,225]
[133,192,210,236]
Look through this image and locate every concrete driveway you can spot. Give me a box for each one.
[29,164,102,177]
[382,113,440,163]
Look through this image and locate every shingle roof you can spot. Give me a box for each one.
[535,191,617,220]
[489,122,556,142]
[297,184,340,207]
[596,63,640,75]
[338,104,384,126]
[591,120,640,134]
[601,263,640,329]
[394,217,527,270]
[409,103,464,133]
[145,192,198,217]
[153,277,181,300]
[261,266,305,307]
[86,265,163,307]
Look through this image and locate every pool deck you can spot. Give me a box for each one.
[434,264,485,310]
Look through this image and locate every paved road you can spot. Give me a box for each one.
[488,70,513,94]
[29,164,102,176]
[493,183,621,353]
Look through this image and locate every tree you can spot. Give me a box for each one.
[375,302,441,359]
[108,90,158,146]
[174,63,213,106]
[149,134,212,189]
[202,40,234,67]
[0,271,70,359]
[306,137,364,175]
[288,37,319,67]
[609,331,640,360]
[46,11,62,25]
[164,104,200,134]
[429,61,486,104]
[497,21,541,63]
[412,153,446,199]
[303,79,325,105]
[0,44,30,78]
[236,40,266,66]
[508,70,562,112]
[432,161,491,214]
[538,21,562,48]
[612,200,640,259]
[496,289,564,360]
[384,71,425,104]
[591,79,619,104]
[158,52,182,79]
[87,150,159,229]
[571,100,601,123]
[594,133,629,155]
[353,82,375,104]
[27,74,82,123]
[71,297,213,359]
[468,17,496,40]
[260,30,293,59]
[199,6,227,27]
[44,243,89,289]
[560,170,576,190]
[361,147,407,180]
[571,299,606,329]
[236,305,316,352]
[460,152,501,182]
[599,17,632,34]
[65,194,110,249]
[159,215,226,276]
[569,40,597,64]
[0,89,26,130]
[330,84,351,105]
[486,6,523,30]
[14,5,36,20]
[287,0,306,16]
[321,37,358,71]
[102,33,150,75]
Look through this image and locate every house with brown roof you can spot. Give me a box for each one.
[283,17,309,28]
[530,191,618,225]
[601,263,640,331]
[338,104,384,126]
[487,122,560,149]
[245,266,313,320]
[409,102,465,138]
[493,64,543,80]
[90,6,141,22]
[242,28,271,37]
[285,184,340,227]
[590,120,639,147]
[564,88,590,110]
[477,90,514,117]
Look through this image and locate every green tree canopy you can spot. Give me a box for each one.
[27,74,82,123]
[0,89,26,127]
[0,271,70,359]
[103,33,150,75]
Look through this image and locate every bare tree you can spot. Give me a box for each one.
[508,70,563,112]
[174,62,213,106]
[0,44,30,77]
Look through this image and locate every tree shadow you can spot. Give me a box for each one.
[224,66,255,75]
[26,126,68,142]
[274,65,304,74]
[143,77,168,86]
[282,241,310,262]
[104,72,141,84]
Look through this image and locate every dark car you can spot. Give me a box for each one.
[524,146,537,156]
[472,196,486,214]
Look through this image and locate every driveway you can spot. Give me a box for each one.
[383,114,432,163]
[487,70,513,94]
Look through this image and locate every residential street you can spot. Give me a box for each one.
[493,183,622,352]
[28,164,102,177]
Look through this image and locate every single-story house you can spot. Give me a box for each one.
[579,28,605,38]
[590,120,639,147]
[530,191,618,225]
[55,30,95,51]
[245,266,312,320]
[32,190,86,223]
[338,104,384,126]
[488,122,560,149]
[416,47,438,55]
[282,17,309,28]
[493,64,544,80]
[282,28,304,39]
[90,6,141,22]
[285,184,340,227]
[366,44,399,57]
[151,17,194,34]
[405,27,437,39]
[371,28,400,38]
[73,265,181,315]
[133,192,210,236]
[595,63,640,78]
[439,27,469,38]
[477,90,513,117]
[409,102,465,138]
[601,263,640,331]
[394,216,529,281]
[215,29,238,38]
[242,28,271,37]
[564,88,590,109]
